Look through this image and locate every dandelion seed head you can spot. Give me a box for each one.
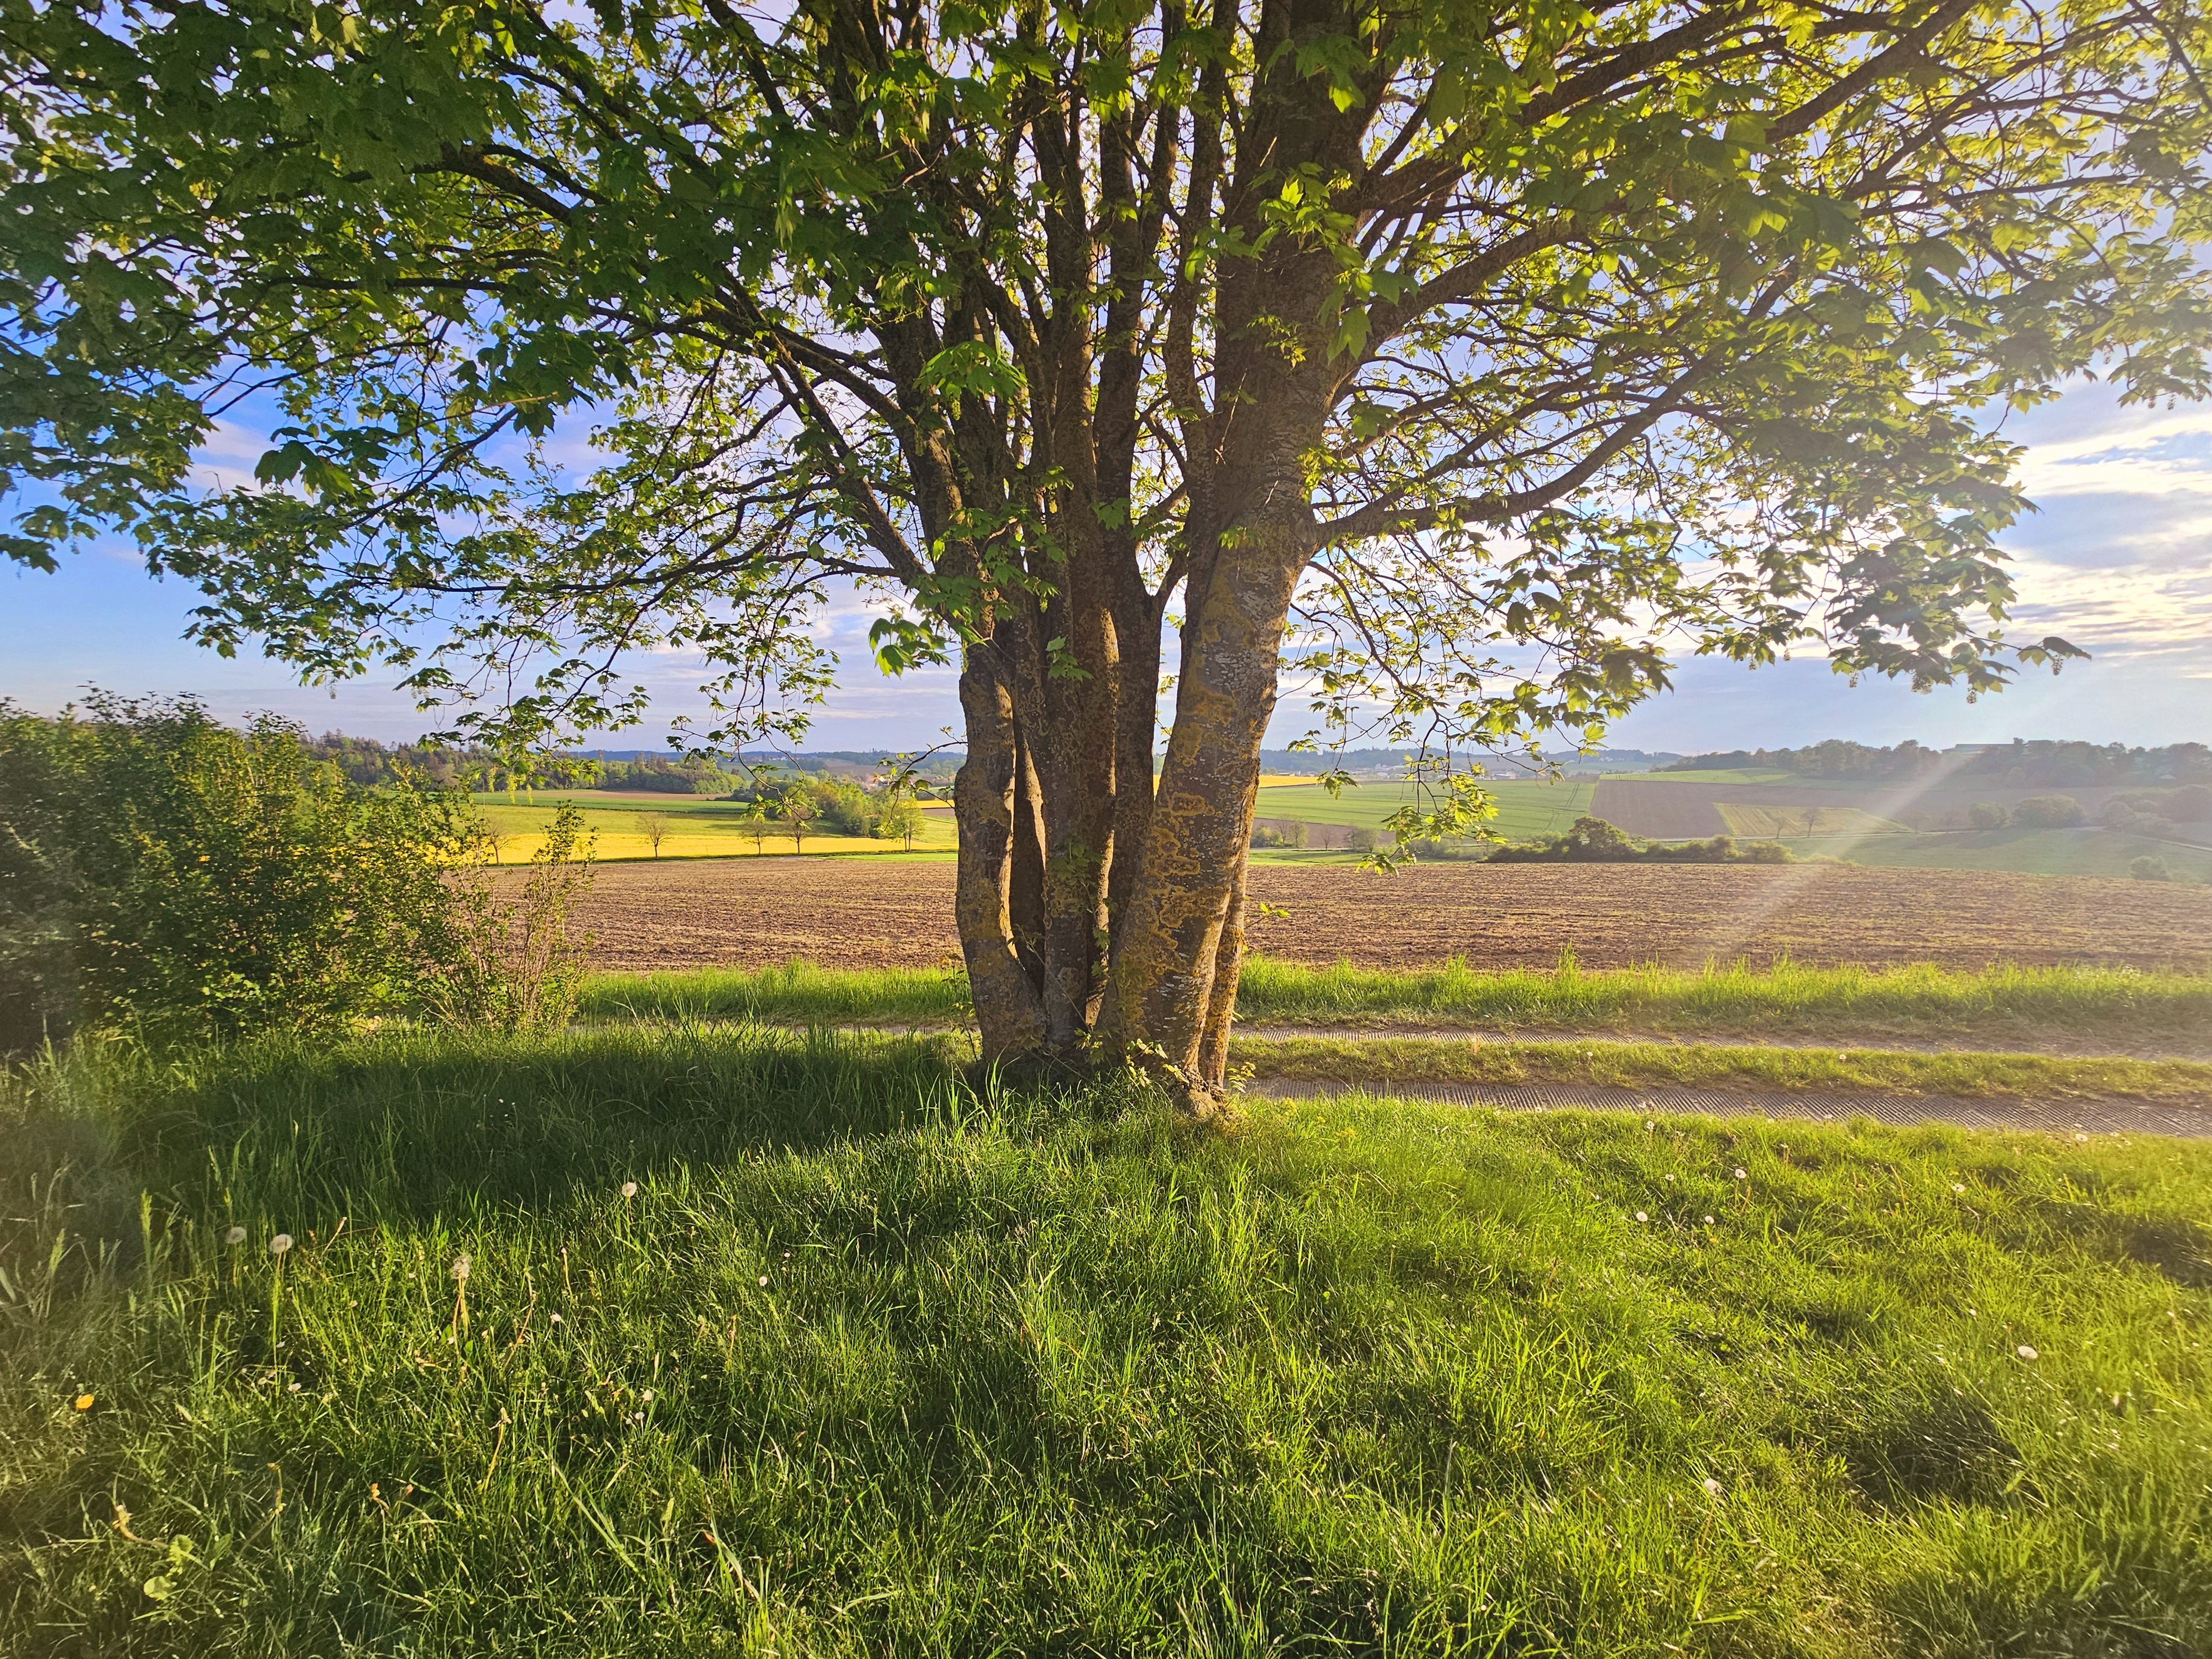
[1635,1211,1648,1223]
[224,1225,247,1246]
[1704,1215,1715,1225]
[620,1181,638,1199]
[287,1381,302,1393]
[641,1390,653,1402]
[758,1275,769,1287]
[2072,1132,2090,1143]
[2017,1344,2039,1361]
[1702,1477,1725,1498]
[450,1254,472,1283]
[1733,1168,1747,1181]
[269,1234,293,1256]
[1952,1183,1966,1194]
[550,1311,564,1324]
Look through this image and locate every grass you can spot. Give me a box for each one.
[1775,827,2212,883]
[581,954,2212,1054]
[1254,776,1597,839]
[1229,1035,2212,1105]
[1715,804,1908,839]
[5,1024,2211,1655]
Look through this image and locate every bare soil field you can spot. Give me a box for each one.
[559,857,2212,974]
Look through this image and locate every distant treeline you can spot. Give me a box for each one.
[296,735,963,795]
[1663,738,2211,786]
[1250,747,1681,776]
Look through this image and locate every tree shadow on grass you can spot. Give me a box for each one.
[101,1023,1055,1231]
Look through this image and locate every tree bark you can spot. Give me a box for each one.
[1095,537,1302,1105]
[953,649,1046,1062]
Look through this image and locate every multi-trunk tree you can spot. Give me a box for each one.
[4,0,2209,1103]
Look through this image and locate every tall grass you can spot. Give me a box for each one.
[4,1026,2210,1654]
[581,953,2212,1048]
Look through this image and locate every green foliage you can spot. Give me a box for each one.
[4,0,2209,761]
[874,796,925,850]
[424,804,597,1034]
[0,697,474,1050]
[3,1028,2209,1653]
[2011,794,2087,830]
[2134,856,2173,883]
[1970,801,2011,830]
[1489,815,1792,864]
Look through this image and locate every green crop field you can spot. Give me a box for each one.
[1780,826,2212,883]
[1255,776,1596,840]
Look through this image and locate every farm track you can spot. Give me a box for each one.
[556,857,2212,975]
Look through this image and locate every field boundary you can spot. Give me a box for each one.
[1253,1077,2212,1139]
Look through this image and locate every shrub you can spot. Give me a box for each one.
[424,804,597,1031]
[1344,826,1378,853]
[1488,817,1793,864]
[0,697,472,1049]
[0,697,594,1051]
[2130,856,2171,882]
[2168,785,2212,822]
[1968,801,2009,830]
[2011,794,2086,829]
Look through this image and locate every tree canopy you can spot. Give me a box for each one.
[5,0,2210,1095]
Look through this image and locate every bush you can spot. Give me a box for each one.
[0,697,593,1051]
[1344,826,1377,853]
[1488,817,1793,865]
[2011,794,2086,829]
[2130,856,2171,882]
[2168,785,2212,822]
[425,804,597,1031]
[1967,801,2009,830]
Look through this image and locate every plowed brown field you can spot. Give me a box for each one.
[561,857,2212,974]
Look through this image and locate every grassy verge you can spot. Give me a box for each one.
[581,955,2212,1053]
[1231,1035,2212,1105]
[581,958,974,1024]
[6,1027,2211,1655]
[1234,953,2212,1049]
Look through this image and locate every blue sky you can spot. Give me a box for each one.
[4,378,2208,756]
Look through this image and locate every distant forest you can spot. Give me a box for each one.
[1662,738,2212,786]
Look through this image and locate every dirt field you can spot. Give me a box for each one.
[562,857,2212,974]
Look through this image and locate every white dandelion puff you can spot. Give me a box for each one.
[1635,1212,1648,1223]
[224,1226,247,1246]
[2017,1344,2039,1361]
[1702,1477,1725,1498]
[269,1234,293,1256]
[450,1254,472,1282]
[1704,1215,1715,1225]
[758,1275,770,1287]
[620,1181,639,1199]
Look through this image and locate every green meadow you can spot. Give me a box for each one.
[5,1023,2210,1655]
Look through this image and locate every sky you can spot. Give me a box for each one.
[4,377,2208,758]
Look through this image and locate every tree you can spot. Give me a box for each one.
[740,797,774,853]
[779,786,818,854]
[878,796,927,852]
[5,0,2211,1105]
[636,811,672,857]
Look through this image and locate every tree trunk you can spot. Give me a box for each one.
[1095,535,1302,1105]
[952,649,1046,1061]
